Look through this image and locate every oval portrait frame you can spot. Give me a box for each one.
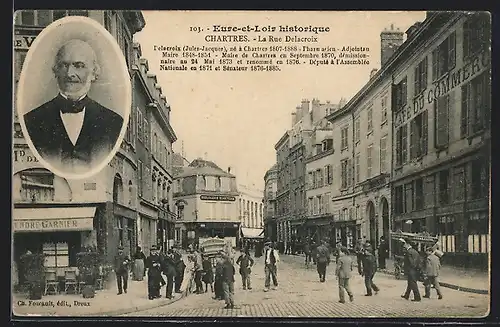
[16,15,132,180]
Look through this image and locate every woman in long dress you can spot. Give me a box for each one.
[132,246,146,281]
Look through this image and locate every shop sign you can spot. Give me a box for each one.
[13,35,37,50]
[200,195,236,202]
[13,218,94,232]
[394,50,491,129]
[13,149,39,163]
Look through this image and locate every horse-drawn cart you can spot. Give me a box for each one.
[390,231,441,280]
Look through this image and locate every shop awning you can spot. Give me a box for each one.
[241,227,264,239]
[13,207,96,232]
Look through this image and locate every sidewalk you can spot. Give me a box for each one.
[284,253,489,294]
[12,254,193,316]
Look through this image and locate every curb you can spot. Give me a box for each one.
[284,254,489,295]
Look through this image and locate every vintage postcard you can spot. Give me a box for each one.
[12,10,490,319]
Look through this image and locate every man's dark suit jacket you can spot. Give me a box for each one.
[23,95,123,171]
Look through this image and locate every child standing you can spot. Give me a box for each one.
[236,249,255,290]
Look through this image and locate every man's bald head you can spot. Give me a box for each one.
[52,39,101,100]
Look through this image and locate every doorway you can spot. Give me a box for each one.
[367,201,377,248]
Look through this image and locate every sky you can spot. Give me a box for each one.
[134,11,426,190]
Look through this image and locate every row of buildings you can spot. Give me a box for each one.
[12,10,264,282]
[263,11,490,268]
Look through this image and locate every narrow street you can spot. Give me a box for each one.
[124,254,489,318]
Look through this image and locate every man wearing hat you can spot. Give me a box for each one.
[172,244,186,294]
[145,245,164,300]
[401,242,422,301]
[114,246,130,295]
[315,239,331,282]
[263,240,280,292]
[360,243,379,296]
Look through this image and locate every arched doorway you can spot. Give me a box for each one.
[367,201,377,248]
[380,197,390,241]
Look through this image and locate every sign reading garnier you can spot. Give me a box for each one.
[395,49,491,129]
[200,195,236,201]
[14,218,94,232]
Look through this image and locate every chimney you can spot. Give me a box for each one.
[370,68,378,79]
[228,167,231,174]
[301,99,310,118]
[405,22,422,40]
[291,112,297,127]
[380,24,404,66]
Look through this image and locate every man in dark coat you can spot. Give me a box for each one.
[23,39,123,174]
[315,239,331,282]
[172,245,186,294]
[213,255,225,300]
[354,238,364,275]
[145,245,164,300]
[360,243,380,296]
[113,246,130,295]
[236,249,254,290]
[163,249,177,299]
[221,252,236,309]
[401,242,422,301]
[377,236,389,269]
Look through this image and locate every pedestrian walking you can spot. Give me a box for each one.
[114,246,130,295]
[360,243,379,296]
[213,254,225,300]
[172,245,186,294]
[315,239,331,282]
[145,245,163,300]
[202,253,214,293]
[304,241,312,268]
[335,246,354,303]
[162,249,177,299]
[132,246,146,281]
[263,240,280,292]
[236,249,254,290]
[377,236,389,270]
[221,252,236,309]
[401,242,422,302]
[354,238,364,275]
[423,247,443,300]
[192,249,204,294]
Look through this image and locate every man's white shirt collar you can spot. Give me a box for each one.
[59,92,87,146]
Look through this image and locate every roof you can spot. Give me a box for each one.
[241,228,264,239]
[175,165,234,178]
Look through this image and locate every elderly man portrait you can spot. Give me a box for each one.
[23,39,124,173]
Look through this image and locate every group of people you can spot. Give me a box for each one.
[300,237,443,304]
[113,245,186,300]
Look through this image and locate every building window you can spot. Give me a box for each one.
[438,170,450,205]
[367,106,373,133]
[468,212,489,253]
[43,243,69,268]
[37,10,52,26]
[437,215,455,252]
[317,168,324,187]
[414,57,428,96]
[367,144,373,178]
[393,76,407,112]
[453,169,465,201]
[313,197,319,215]
[463,13,491,60]
[380,136,387,174]
[20,169,55,202]
[355,153,361,183]
[326,164,333,184]
[381,96,388,123]
[410,110,428,159]
[434,94,450,149]
[461,72,490,137]
[415,178,424,210]
[322,139,333,151]
[137,160,143,197]
[137,110,143,141]
[341,158,352,189]
[143,119,150,149]
[432,31,456,81]
[318,196,323,214]
[395,124,408,166]
[424,174,435,208]
[404,182,414,213]
[117,217,124,247]
[308,171,313,189]
[394,185,404,214]
[471,159,489,200]
[341,126,349,150]
[104,11,113,32]
[215,177,221,191]
[20,10,35,25]
[354,116,360,143]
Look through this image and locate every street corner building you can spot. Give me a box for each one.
[12,10,180,289]
[263,164,278,242]
[172,158,241,248]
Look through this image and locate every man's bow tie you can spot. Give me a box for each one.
[58,95,88,114]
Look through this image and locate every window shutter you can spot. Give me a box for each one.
[447,32,456,70]
[432,49,438,81]
[422,110,428,155]
[422,57,428,91]
[409,119,416,159]
[401,125,408,163]
[348,159,353,187]
[395,128,401,166]
[328,165,333,184]
[414,65,419,94]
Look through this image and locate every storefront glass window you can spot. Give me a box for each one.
[43,242,69,268]
[20,169,54,202]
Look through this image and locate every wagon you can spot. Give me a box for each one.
[390,230,440,280]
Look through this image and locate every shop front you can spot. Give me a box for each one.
[13,206,97,286]
[195,221,240,248]
[333,221,360,251]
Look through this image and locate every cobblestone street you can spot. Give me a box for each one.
[125,254,489,318]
